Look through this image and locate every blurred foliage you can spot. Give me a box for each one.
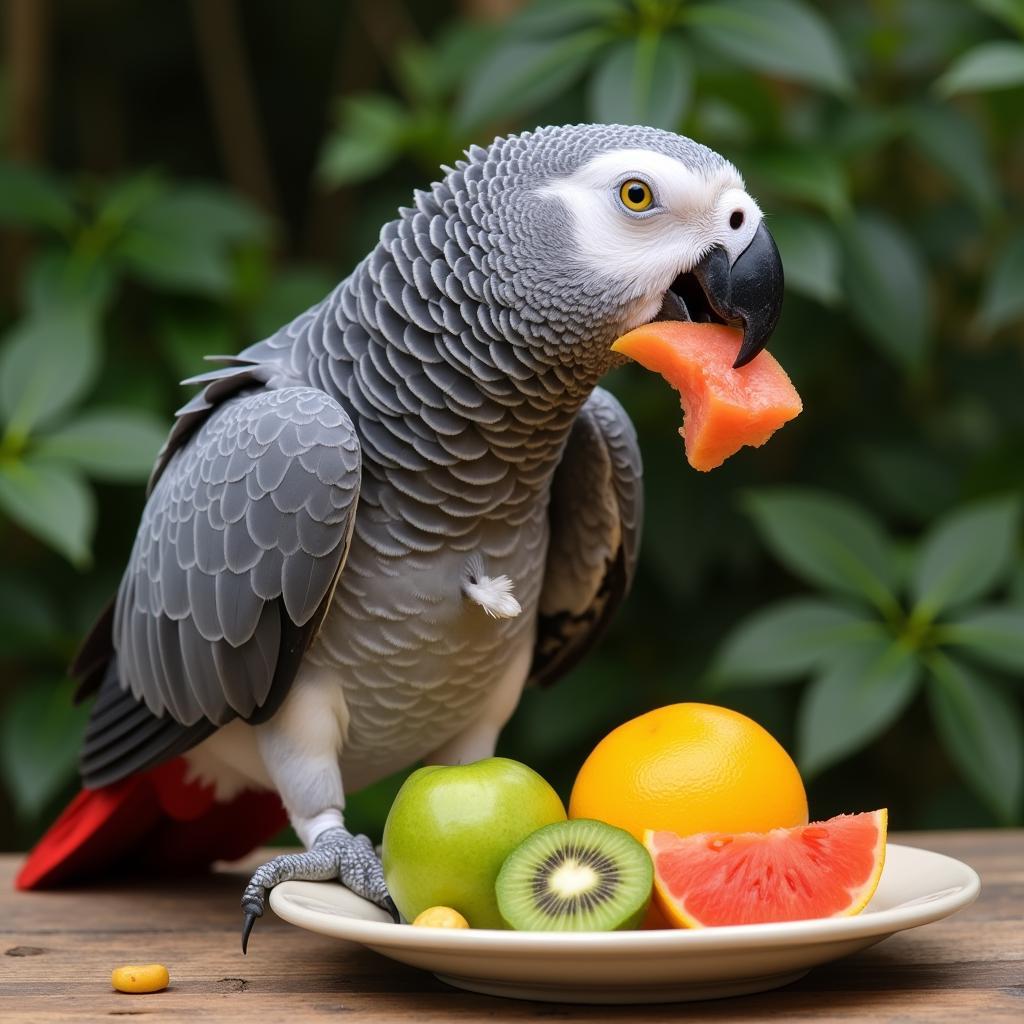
[2,0,1023,850]
[712,492,1023,822]
[0,169,268,563]
[0,162,331,832]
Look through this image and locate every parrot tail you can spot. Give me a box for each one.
[15,757,288,890]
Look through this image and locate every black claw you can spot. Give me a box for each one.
[241,911,258,955]
[384,895,401,924]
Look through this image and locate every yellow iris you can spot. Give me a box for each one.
[619,179,653,212]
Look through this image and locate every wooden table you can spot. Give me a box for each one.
[1,831,1020,1022]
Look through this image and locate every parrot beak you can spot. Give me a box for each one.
[638,221,784,369]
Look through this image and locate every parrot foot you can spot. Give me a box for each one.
[239,825,398,953]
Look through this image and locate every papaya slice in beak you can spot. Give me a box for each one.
[612,321,801,472]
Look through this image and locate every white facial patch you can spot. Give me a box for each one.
[538,148,761,329]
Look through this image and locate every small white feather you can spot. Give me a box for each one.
[463,568,522,619]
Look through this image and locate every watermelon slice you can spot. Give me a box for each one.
[645,809,887,928]
[611,321,801,472]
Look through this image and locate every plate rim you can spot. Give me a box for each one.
[269,842,980,954]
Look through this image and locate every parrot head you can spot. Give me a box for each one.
[440,123,783,373]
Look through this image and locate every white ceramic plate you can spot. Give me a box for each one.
[269,842,980,1004]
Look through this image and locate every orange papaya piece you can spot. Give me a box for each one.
[612,321,801,472]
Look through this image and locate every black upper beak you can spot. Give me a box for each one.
[691,221,784,368]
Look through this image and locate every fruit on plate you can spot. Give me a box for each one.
[570,703,807,842]
[412,906,470,929]
[646,809,888,927]
[611,321,801,471]
[382,757,566,929]
[496,819,653,931]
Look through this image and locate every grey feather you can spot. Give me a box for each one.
[530,387,643,688]
[74,123,731,787]
[79,384,361,784]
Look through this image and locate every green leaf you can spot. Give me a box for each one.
[927,654,1023,823]
[113,184,269,296]
[745,488,898,610]
[767,212,841,304]
[588,33,692,129]
[320,131,402,188]
[840,212,931,371]
[745,147,849,219]
[437,23,502,88]
[512,0,625,36]
[943,606,1024,674]
[0,162,76,232]
[798,634,921,777]
[393,26,496,105]
[24,248,116,319]
[0,679,90,819]
[910,496,1020,617]
[0,306,100,437]
[713,598,876,686]
[685,0,853,96]
[936,40,1024,95]
[95,172,167,233]
[114,228,234,296]
[318,95,409,186]
[977,233,1024,333]
[394,42,445,104]
[0,459,95,565]
[972,0,1024,36]
[831,107,903,156]
[456,28,612,131]
[132,185,269,246]
[906,103,1000,215]
[33,408,168,483]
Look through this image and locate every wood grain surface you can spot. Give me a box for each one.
[1,830,1021,1022]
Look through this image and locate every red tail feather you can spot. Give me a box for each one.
[16,758,287,890]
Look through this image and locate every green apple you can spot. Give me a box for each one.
[382,757,566,929]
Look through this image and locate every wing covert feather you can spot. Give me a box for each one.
[114,386,361,729]
[530,387,643,688]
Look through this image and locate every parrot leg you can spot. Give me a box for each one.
[240,666,397,953]
[240,826,396,952]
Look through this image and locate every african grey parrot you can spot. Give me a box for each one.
[19,123,783,949]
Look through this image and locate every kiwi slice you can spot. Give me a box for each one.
[495,819,653,931]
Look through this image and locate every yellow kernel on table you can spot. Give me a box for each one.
[411,906,470,929]
[111,964,169,993]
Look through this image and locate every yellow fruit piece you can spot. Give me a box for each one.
[412,906,470,929]
[111,964,169,994]
[570,703,807,841]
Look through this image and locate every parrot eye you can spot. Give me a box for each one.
[730,210,745,229]
[619,179,654,212]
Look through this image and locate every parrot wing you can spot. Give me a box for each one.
[76,367,361,788]
[530,386,643,688]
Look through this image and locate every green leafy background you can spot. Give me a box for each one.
[1,0,1023,849]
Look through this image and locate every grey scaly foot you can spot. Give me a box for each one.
[240,826,398,952]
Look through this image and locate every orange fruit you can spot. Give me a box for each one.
[569,703,807,841]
